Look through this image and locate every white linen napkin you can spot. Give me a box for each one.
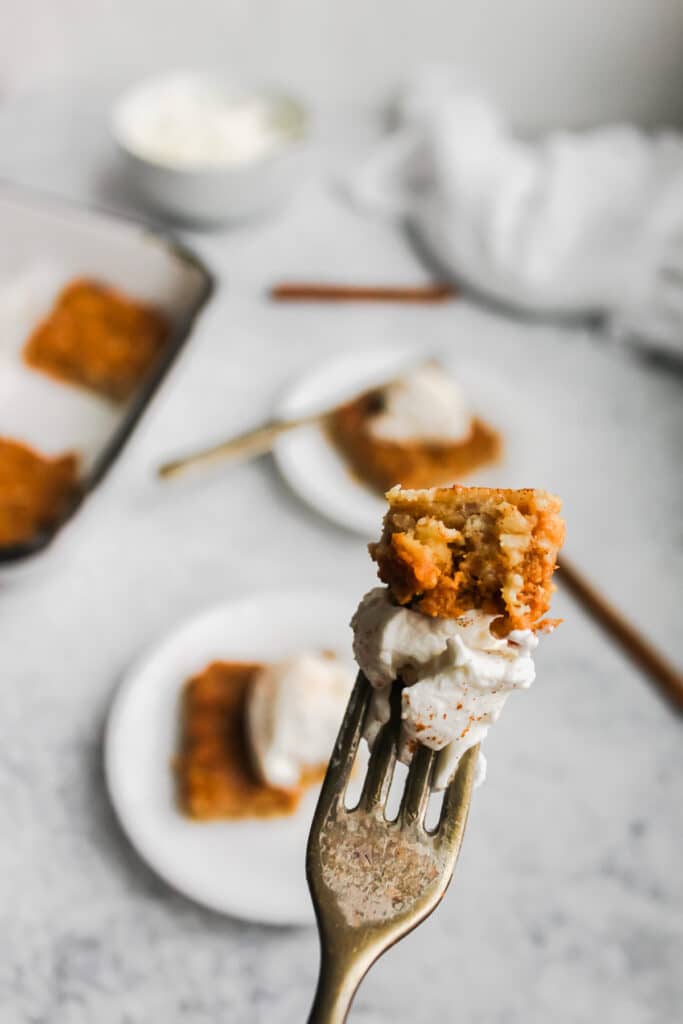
[348,72,683,358]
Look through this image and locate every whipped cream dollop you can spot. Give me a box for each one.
[247,653,354,789]
[351,587,538,788]
[369,364,472,443]
[117,75,289,169]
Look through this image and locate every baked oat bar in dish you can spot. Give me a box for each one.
[0,437,80,548]
[24,278,169,402]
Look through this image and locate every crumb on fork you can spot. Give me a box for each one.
[369,484,565,632]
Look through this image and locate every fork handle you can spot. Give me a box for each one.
[307,947,372,1024]
[157,415,317,479]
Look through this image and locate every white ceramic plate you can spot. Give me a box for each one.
[273,347,523,537]
[105,588,362,926]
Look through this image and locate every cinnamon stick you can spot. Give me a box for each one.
[559,557,683,712]
[269,282,456,303]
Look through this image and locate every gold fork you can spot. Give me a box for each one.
[156,361,432,480]
[306,672,479,1023]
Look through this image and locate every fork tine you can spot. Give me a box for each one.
[437,744,479,849]
[359,679,402,810]
[307,703,478,1024]
[314,671,371,817]
[359,719,396,810]
[400,744,437,827]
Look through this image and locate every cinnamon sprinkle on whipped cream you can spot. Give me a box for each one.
[351,587,540,788]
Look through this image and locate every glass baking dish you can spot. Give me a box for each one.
[0,183,214,565]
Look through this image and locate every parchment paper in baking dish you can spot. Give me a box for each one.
[0,188,212,476]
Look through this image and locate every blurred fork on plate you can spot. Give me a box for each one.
[306,672,479,1024]
[156,362,429,480]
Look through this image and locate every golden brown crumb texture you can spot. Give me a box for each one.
[0,438,80,547]
[369,484,565,632]
[24,278,169,402]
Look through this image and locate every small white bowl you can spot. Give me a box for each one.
[111,72,310,226]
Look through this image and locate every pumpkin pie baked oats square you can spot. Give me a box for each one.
[23,278,169,402]
[0,438,80,548]
[175,661,303,820]
[369,484,565,633]
[353,483,565,788]
[175,654,353,821]
[327,364,501,493]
